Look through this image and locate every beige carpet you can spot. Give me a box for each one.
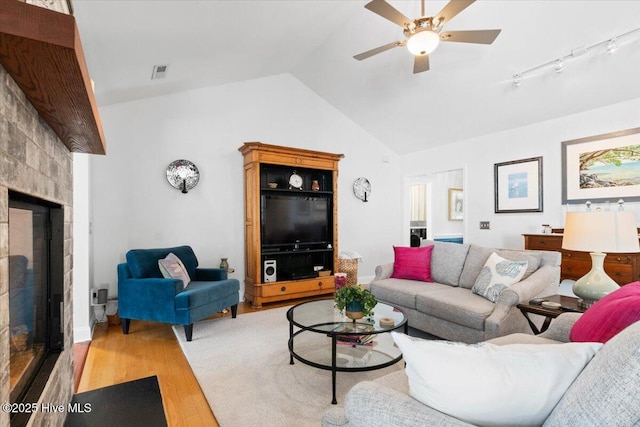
[173,305,403,427]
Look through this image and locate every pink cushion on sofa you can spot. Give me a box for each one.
[570,281,640,343]
[391,245,434,282]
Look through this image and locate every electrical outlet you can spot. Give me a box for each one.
[480,221,490,230]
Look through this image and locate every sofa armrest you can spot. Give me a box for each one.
[538,312,582,342]
[344,381,474,427]
[195,268,228,281]
[373,263,394,281]
[484,264,559,336]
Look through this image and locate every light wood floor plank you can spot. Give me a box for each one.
[77,298,321,426]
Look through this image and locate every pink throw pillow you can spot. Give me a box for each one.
[390,245,434,282]
[570,281,640,343]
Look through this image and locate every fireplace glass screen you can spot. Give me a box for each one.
[9,194,63,405]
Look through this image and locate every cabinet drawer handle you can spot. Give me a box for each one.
[318,281,322,287]
[566,253,572,258]
[614,272,622,277]
[538,241,545,246]
[281,286,286,292]
[566,267,573,272]
[616,257,622,262]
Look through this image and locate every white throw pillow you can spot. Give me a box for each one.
[158,253,191,286]
[472,252,527,302]
[392,332,602,427]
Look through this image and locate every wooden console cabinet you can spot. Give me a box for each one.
[523,233,640,286]
[239,142,343,308]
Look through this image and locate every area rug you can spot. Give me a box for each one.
[65,376,167,427]
[173,306,403,427]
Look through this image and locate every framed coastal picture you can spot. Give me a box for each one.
[448,188,463,221]
[562,127,640,204]
[494,157,543,213]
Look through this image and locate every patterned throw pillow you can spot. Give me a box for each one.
[158,253,191,286]
[471,252,527,302]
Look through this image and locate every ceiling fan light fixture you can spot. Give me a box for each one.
[407,30,440,56]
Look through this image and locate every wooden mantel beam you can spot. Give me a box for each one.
[0,0,106,154]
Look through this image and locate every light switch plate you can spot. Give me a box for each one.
[480,221,490,230]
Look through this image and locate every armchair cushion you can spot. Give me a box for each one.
[126,246,198,279]
[392,332,602,427]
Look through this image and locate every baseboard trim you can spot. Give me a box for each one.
[74,325,93,343]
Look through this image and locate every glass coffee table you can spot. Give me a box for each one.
[287,298,408,404]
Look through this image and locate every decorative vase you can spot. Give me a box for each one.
[345,300,364,320]
[220,258,229,272]
[311,180,320,191]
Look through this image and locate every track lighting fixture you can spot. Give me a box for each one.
[512,27,639,87]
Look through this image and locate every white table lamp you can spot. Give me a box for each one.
[562,211,639,308]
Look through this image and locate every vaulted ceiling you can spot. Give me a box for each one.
[73,1,640,154]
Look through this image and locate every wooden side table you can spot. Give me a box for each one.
[517,295,585,335]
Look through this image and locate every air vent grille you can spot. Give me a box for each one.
[151,64,169,80]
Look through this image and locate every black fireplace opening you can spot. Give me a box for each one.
[8,191,64,415]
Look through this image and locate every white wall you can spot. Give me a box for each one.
[90,73,402,296]
[401,97,640,249]
[73,153,92,342]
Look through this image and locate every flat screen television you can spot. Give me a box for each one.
[261,195,330,248]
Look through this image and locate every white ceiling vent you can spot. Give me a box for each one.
[151,64,169,80]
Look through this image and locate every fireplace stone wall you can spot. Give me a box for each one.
[0,62,74,426]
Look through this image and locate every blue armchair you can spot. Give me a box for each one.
[117,246,239,341]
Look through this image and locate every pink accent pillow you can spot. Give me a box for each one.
[390,245,434,282]
[570,281,640,343]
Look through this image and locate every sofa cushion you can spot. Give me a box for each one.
[545,320,640,427]
[422,240,470,287]
[459,245,541,289]
[570,281,640,343]
[126,246,198,279]
[416,287,495,330]
[392,332,602,427]
[471,253,528,303]
[391,245,434,282]
[370,279,452,310]
[158,253,191,286]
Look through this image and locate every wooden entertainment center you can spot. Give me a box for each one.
[239,143,343,308]
[523,232,640,286]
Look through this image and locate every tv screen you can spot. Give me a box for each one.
[261,195,329,247]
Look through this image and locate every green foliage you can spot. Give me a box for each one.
[579,145,640,170]
[334,285,377,317]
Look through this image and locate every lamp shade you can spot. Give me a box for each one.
[562,211,639,253]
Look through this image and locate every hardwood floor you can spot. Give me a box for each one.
[76,299,314,426]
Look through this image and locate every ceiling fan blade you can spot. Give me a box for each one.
[413,55,430,74]
[364,0,413,28]
[353,40,406,61]
[440,29,501,44]
[434,0,475,26]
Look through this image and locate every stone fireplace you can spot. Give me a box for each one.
[0,62,74,426]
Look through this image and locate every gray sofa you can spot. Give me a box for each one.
[322,314,640,426]
[369,240,561,343]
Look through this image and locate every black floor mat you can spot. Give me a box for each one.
[65,376,167,427]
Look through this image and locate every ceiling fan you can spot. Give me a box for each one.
[354,0,501,74]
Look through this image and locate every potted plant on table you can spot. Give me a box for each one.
[334,284,377,321]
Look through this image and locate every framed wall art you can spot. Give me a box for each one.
[494,157,543,213]
[448,188,463,221]
[562,127,640,204]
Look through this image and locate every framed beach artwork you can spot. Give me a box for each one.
[448,188,463,221]
[562,127,640,204]
[494,157,543,213]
